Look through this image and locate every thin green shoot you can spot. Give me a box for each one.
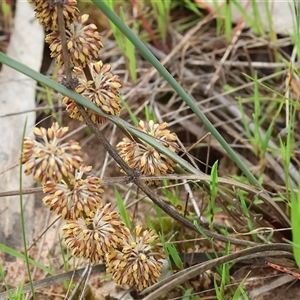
[43,85,59,122]
[149,0,171,44]
[153,204,163,233]
[214,275,222,300]
[182,287,200,300]
[10,283,26,300]
[278,100,300,265]
[230,0,262,36]
[114,186,131,228]
[164,242,183,270]
[119,96,138,125]
[290,0,300,59]
[250,0,264,36]
[264,0,281,74]
[252,72,262,156]
[144,104,157,122]
[182,0,202,16]
[0,263,13,299]
[152,204,180,270]
[161,188,182,208]
[232,276,250,300]
[19,119,36,300]
[224,0,232,42]
[58,235,69,272]
[208,160,218,229]
[263,227,274,244]
[279,105,295,194]
[237,189,258,242]
[104,0,137,82]
[193,220,213,245]
[119,6,137,82]
[1,0,11,29]
[237,96,253,143]
[213,0,224,37]
[243,71,293,98]
[215,241,233,297]
[239,73,287,167]
[146,215,154,232]
[171,14,200,32]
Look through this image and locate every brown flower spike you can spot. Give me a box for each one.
[31,0,79,31]
[106,225,166,291]
[42,165,103,220]
[46,14,103,67]
[62,203,130,264]
[117,120,179,184]
[21,122,82,184]
[62,60,122,125]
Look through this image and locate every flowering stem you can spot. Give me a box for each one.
[56,3,72,82]
[19,120,37,300]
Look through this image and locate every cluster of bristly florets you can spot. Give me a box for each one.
[25,0,181,293]
[22,122,166,291]
[30,0,122,126]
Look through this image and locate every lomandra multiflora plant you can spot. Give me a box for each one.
[21,0,179,293]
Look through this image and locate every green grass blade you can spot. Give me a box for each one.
[164,243,182,270]
[208,160,218,228]
[232,276,249,300]
[19,119,36,300]
[90,1,262,188]
[119,96,138,125]
[0,243,55,276]
[0,263,13,298]
[114,186,131,228]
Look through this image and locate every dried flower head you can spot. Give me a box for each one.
[117,120,179,184]
[62,61,122,125]
[106,225,166,291]
[42,165,103,219]
[21,122,82,184]
[32,0,79,31]
[46,14,103,67]
[62,203,130,263]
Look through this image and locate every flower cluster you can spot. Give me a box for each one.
[21,121,167,291]
[106,225,166,291]
[117,120,179,184]
[26,0,171,293]
[62,203,130,263]
[45,14,103,67]
[21,122,82,183]
[62,60,122,125]
[42,165,104,220]
[31,0,79,31]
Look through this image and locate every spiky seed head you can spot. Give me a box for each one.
[62,61,122,125]
[106,225,165,291]
[42,165,104,219]
[21,122,82,183]
[33,0,79,31]
[62,203,130,263]
[117,120,179,184]
[46,14,103,67]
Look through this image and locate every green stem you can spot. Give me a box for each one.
[20,119,37,300]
